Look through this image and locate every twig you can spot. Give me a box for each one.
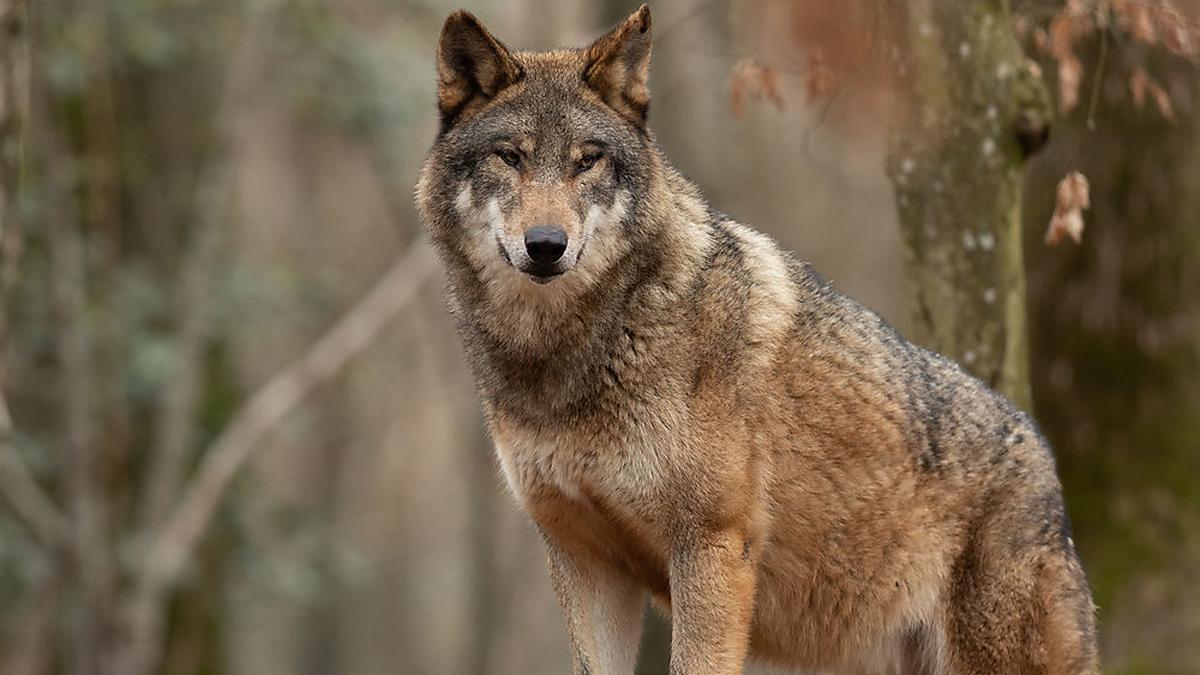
[0,395,70,553]
[143,240,436,588]
[136,163,225,532]
[108,7,279,674]
[41,93,109,675]
[1085,3,1111,130]
[117,239,437,675]
[136,0,281,542]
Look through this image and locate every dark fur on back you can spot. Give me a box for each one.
[417,7,1098,674]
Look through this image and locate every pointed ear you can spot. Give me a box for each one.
[583,4,653,127]
[436,11,523,132]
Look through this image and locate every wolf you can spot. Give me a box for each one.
[416,6,1099,674]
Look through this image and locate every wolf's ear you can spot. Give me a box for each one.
[583,4,652,127]
[436,11,523,132]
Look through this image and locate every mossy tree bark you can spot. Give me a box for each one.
[1025,44,1200,670]
[886,0,1050,410]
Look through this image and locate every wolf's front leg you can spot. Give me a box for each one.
[668,528,758,675]
[544,536,646,675]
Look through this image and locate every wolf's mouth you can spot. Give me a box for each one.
[526,270,563,285]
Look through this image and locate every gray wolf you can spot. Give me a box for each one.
[415,6,1099,674]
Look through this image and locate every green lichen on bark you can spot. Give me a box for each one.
[1025,41,1200,670]
[886,0,1050,411]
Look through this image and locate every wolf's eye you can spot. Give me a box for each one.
[576,151,602,174]
[496,149,522,169]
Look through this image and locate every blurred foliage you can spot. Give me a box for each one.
[0,1,1197,674]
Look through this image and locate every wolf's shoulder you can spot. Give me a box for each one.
[693,218,1049,468]
[788,254,1050,475]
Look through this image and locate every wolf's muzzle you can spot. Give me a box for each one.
[525,226,568,265]
[522,225,568,283]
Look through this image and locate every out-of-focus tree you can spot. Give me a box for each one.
[2,4,65,675]
[0,1,435,673]
[733,0,1048,408]
[886,0,1051,409]
[733,1,1200,673]
[2,1,1196,674]
[1023,3,1200,670]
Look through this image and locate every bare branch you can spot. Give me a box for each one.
[108,7,282,674]
[115,240,436,675]
[0,395,70,553]
[24,3,116,667]
[0,0,60,554]
[137,194,223,532]
[42,88,110,675]
[143,240,436,589]
[137,0,275,538]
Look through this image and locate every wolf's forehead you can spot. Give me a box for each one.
[444,50,638,156]
[509,51,605,103]
[491,80,613,139]
[516,48,585,67]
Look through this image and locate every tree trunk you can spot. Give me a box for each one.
[0,0,23,318]
[886,0,1050,409]
[1025,42,1200,672]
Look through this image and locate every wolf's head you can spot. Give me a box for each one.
[417,6,660,298]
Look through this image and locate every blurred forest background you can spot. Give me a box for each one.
[0,0,1197,674]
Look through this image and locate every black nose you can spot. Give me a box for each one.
[524,226,568,266]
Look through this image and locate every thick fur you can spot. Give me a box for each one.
[416,7,1099,674]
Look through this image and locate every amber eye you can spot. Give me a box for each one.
[496,148,521,169]
[576,151,602,174]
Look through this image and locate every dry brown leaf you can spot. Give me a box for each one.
[1034,27,1050,54]
[1148,79,1176,120]
[730,67,747,118]
[1155,3,1199,58]
[1058,56,1083,114]
[1049,11,1075,59]
[760,63,785,110]
[804,51,837,100]
[1163,23,1196,58]
[1129,69,1176,120]
[1049,8,1090,113]
[1047,210,1086,246]
[1130,69,1149,109]
[1130,5,1158,44]
[728,58,785,117]
[1113,0,1200,59]
[1045,171,1090,246]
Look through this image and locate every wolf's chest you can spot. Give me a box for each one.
[490,421,677,523]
